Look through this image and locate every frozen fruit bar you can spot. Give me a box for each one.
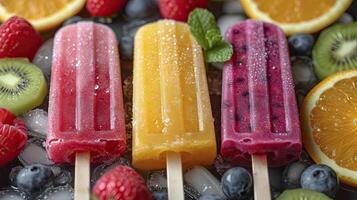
[47,22,126,163]
[132,20,217,170]
[221,20,301,166]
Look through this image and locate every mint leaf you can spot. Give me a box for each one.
[188,8,221,50]
[206,29,222,48]
[205,40,233,63]
[188,8,233,63]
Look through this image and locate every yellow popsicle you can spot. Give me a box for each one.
[132,20,217,170]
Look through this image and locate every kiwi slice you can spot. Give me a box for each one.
[277,189,332,200]
[0,58,47,115]
[313,22,357,79]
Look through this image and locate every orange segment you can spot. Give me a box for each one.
[302,70,357,186]
[0,0,86,32]
[253,0,336,23]
[241,0,352,35]
[310,77,357,170]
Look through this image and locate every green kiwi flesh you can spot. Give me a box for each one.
[277,189,332,200]
[313,22,357,79]
[0,58,47,115]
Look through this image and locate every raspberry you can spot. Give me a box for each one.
[159,0,209,21]
[93,165,152,200]
[0,16,42,60]
[86,0,126,17]
[0,108,27,165]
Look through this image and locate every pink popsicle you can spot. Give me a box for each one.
[47,22,126,163]
[221,20,301,167]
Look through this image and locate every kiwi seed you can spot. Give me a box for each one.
[0,58,47,115]
[313,22,357,79]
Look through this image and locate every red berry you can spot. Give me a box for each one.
[159,0,209,21]
[93,165,152,200]
[0,108,27,165]
[0,108,16,125]
[86,0,126,17]
[0,16,42,60]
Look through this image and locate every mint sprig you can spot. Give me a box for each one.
[188,8,233,63]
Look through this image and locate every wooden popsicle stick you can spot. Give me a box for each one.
[75,152,91,200]
[252,154,271,200]
[166,152,184,200]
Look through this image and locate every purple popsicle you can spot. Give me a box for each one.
[221,20,302,167]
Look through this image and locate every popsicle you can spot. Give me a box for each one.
[47,22,126,199]
[132,20,217,199]
[221,20,302,199]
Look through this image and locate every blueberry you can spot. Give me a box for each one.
[152,190,168,200]
[288,34,315,56]
[221,167,253,200]
[242,91,249,97]
[120,36,134,60]
[300,164,338,198]
[282,161,310,189]
[16,164,53,193]
[125,0,158,19]
[338,13,354,23]
[236,77,245,83]
[63,16,84,26]
[199,194,224,200]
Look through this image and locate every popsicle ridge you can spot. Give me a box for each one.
[221,20,301,167]
[47,22,126,163]
[132,20,216,170]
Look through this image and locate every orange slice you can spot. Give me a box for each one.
[240,0,353,35]
[302,70,357,186]
[0,0,86,32]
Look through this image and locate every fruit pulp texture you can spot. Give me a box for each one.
[132,20,217,170]
[0,0,74,20]
[221,20,301,166]
[310,76,357,170]
[252,0,336,23]
[47,22,126,163]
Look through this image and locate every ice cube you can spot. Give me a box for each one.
[184,184,201,200]
[184,166,225,198]
[33,39,54,81]
[21,109,48,138]
[0,188,29,200]
[18,138,53,166]
[51,166,73,186]
[147,171,201,200]
[147,171,167,191]
[91,157,130,185]
[36,185,73,200]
